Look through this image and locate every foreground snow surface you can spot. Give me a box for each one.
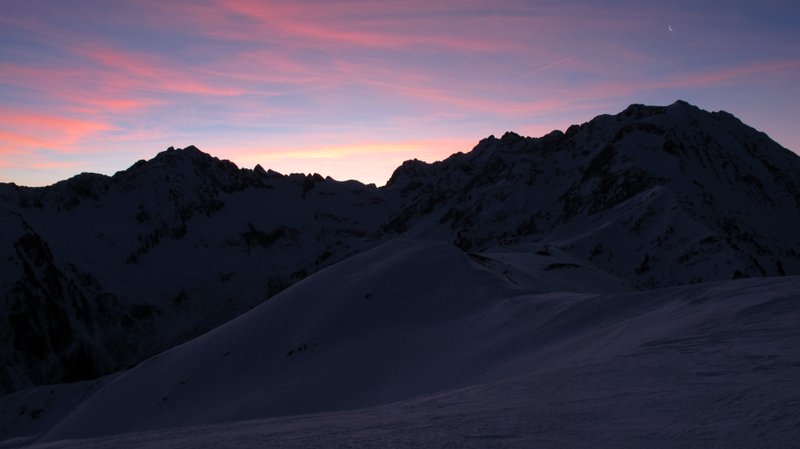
[6,239,800,447]
[23,349,800,449]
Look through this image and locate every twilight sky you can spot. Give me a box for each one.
[2,0,799,186]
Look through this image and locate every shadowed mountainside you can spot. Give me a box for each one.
[1,100,799,398]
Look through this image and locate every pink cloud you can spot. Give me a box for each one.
[154,0,547,54]
[74,45,247,97]
[0,63,165,114]
[0,108,114,149]
[0,131,50,154]
[0,107,126,182]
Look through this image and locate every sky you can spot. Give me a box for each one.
[1,0,799,187]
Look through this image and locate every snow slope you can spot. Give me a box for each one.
[24,243,800,446]
[38,239,519,439]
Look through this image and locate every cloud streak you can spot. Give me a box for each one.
[0,108,114,149]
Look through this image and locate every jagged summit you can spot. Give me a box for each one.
[380,100,800,284]
[386,100,770,187]
[144,145,235,171]
[119,145,242,180]
[620,99,694,116]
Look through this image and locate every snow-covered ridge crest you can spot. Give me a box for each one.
[382,100,800,286]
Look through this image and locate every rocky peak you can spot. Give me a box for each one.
[385,158,431,187]
[377,100,800,285]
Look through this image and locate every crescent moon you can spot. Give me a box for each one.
[668,25,674,32]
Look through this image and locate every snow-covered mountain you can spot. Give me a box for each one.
[382,101,800,286]
[1,100,800,447]
[0,147,392,395]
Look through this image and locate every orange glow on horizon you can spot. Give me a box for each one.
[215,138,476,185]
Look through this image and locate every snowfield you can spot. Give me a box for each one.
[3,101,800,447]
[10,240,800,448]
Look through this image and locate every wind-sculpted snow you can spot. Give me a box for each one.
[2,101,800,446]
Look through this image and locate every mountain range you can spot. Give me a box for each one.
[1,100,799,447]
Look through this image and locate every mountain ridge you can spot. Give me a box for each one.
[1,99,799,400]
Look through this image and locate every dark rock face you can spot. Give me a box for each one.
[1,226,145,393]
